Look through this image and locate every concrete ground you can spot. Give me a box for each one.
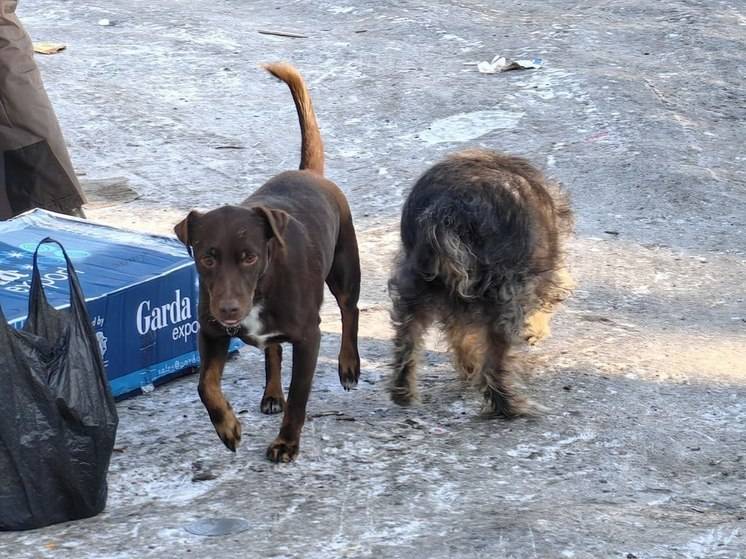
[1,1,745,557]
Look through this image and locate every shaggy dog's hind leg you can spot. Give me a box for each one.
[479,330,536,418]
[445,321,487,380]
[389,300,430,406]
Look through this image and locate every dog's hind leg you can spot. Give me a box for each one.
[445,321,487,380]
[479,330,535,418]
[260,344,285,414]
[389,298,430,406]
[326,221,362,391]
[197,333,242,451]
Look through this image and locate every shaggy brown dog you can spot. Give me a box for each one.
[174,64,361,462]
[388,149,573,416]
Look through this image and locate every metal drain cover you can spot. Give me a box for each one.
[184,517,250,537]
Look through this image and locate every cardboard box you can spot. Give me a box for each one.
[0,209,241,398]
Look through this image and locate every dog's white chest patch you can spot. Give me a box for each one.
[241,305,281,348]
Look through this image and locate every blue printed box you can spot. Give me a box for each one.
[0,209,239,398]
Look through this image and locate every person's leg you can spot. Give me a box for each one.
[0,0,86,219]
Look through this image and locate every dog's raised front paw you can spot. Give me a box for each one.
[260,394,285,415]
[266,437,299,463]
[338,359,360,391]
[212,409,242,452]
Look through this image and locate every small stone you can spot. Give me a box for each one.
[192,471,217,482]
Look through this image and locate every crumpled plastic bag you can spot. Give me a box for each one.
[0,238,118,531]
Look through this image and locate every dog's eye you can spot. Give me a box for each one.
[241,253,258,266]
[200,256,216,268]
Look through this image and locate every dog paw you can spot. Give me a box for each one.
[213,410,242,452]
[524,334,541,346]
[266,437,299,463]
[338,363,360,391]
[260,394,285,415]
[523,311,552,345]
[338,350,360,391]
[482,389,544,419]
[389,383,416,406]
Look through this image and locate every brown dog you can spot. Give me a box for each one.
[174,63,361,462]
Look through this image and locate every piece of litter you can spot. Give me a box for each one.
[97,18,114,26]
[191,471,217,482]
[257,29,307,39]
[32,42,66,55]
[477,55,543,74]
[184,518,250,537]
[79,176,139,209]
[311,410,345,418]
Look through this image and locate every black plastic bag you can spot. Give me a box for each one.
[0,238,118,531]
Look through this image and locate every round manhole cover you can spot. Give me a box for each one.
[184,517,250,537]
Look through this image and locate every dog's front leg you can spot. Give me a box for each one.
[197,332,241,451]
[266,327,320,463]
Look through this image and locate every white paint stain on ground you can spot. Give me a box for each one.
[409,109,525,145]
[681,527,742,559]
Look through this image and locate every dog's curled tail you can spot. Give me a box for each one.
[263,62,324,175]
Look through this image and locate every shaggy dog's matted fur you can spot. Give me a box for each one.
[388,149,574,416]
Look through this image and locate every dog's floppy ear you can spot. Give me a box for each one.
[254,206,289,249]
[174,210,203,255]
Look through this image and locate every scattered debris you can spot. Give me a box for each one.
[402,418,425,429]
[475,55,543,74]
[191,471,217,482]
[184,518,250,537]
[257,29,307,39]
[311,410,345,418]
[32,42,66,55]
[80,176,139,208]
[578,314,614,324]
[191,460,218,482]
